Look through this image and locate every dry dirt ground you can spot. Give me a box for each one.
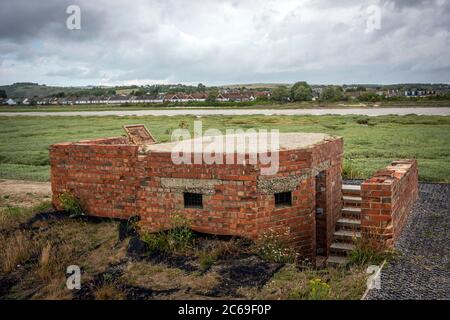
[0,179,51,208]
[0,180,368,300]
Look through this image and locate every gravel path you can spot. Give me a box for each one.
[0,107,449,117]
[366,183,450,300]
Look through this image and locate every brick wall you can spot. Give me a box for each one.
[50,137,139,219]
[360,159,419,247]
[51,135,343,259]
[311,137,344,256]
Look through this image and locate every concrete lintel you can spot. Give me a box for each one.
[311,160,331,176]
[257,160,331,194]
[257,173,308,194]
[160,177,221,195]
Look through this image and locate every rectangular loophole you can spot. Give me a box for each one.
[184,192,203,208]
[275,191,292,207]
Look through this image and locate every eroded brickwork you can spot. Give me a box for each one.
[360,159,419,247]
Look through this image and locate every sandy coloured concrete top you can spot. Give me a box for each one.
[141,132,336,153]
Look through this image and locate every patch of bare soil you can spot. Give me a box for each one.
[73,262,180,300]
[206,256,282,297]
[126,235,282,297]
[0,180,51,208]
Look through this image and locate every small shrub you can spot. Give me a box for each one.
[307,278,330,300]
[141,213,195,253]
[58,192,83,216]
[141,232,169,252]
[356,117,370,125]
[166,215,195,250]
[198,250,217,271]
[348,236,394,266]
[254,229,296,263]
[286,275,331,300]
[178,121,189,129]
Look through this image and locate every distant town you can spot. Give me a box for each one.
[1,82,450,106]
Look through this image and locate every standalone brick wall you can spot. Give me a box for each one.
[50,133,343,259]
[50,137,139,219]
[360,159,419,247]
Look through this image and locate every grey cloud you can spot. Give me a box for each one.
[0,0,449,86]
[0,0,107,42]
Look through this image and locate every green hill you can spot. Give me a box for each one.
[0,83,87,98]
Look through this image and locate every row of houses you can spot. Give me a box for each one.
[343,88,440,99]
[404,89,437,97]
[2,91,271,106]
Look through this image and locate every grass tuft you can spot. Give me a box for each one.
[348,236,395,266]
[342,158,365,180]
[141,213,195,254]
[94,283,126,300]
[0,231,38,273]
[58,192,84,216]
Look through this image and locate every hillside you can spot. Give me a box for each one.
[0,83,86,98]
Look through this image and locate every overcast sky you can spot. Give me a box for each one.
[1,0,449,86]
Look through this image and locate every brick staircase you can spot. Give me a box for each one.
[326,184,362,267]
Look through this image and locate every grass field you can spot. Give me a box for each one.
[0,114,449,182]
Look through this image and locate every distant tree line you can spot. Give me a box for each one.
[52,88,116,98]
[271,81,347,102]
[271,81,313,102]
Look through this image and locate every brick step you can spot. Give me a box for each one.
[342,184,361,197]
[343,195,362,207]
[341,206,361,219]
[326,255,348,267]
[336,217,361,230]
[330,242,355,255]
[333,229,361,243]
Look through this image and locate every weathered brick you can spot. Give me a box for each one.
[360,159,418,248]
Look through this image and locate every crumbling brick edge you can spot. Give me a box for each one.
[360,159,419,248]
